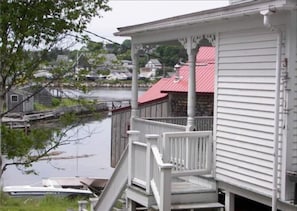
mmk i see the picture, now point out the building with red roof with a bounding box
[138,46,214,104]
[111,47,215,167]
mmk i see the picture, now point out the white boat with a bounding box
[3,179,93,197]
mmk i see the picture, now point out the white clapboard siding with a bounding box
[293,49,297,170]
[215,28,285,197]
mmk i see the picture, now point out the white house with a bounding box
[139,59,162,79]
[95,0,297,210]
[146,59,162,70]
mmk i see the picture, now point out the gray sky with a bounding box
[85,0,229,45]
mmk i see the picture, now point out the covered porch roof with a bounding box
[114,0,290,43]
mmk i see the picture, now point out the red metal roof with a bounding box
[138,47,215,104]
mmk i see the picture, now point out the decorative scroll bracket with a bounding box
[178,34,216,53]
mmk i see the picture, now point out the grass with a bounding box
[0,193,83,211]
[34,97,95,111]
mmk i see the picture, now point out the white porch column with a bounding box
[179,36,199,131]
[130,43,142,129]
[187,47,199,131]
[127,199,136,211]
[225,191,235,211]
[179,34,216,131]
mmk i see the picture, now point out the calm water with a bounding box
[3,87,146,186]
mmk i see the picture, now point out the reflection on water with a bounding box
[3,88,146,186]
[3,117,114,186]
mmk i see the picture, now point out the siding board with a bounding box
[218,113,274,126]
[217,101,275,112]
[217,132,274,148]
[219,55,276,63]
[215,28,283,196]
[218,156,273,175]
[218,95,275,105]
[217,119,273,133]
[219,33,276,45]
[219,63,276,70]
[217,125,274,141]
[293,47,297,170]
[216,150,273,168]
[217,107,273,119]
[219,40,276,51]
[219,69,275,77]
[218,88,275,98]
[218,82,275,90]
[217,138,273,154]
[216,169,273,192]
[216,143,274,161]
[218,76,275,83]
[216,162,273,182]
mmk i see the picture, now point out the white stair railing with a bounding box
[163,131,212,176]
[147,134,173,211]
[127,131,213,211]
[133,117,186,143]
[128,130,147,188]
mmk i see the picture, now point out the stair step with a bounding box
[170,175,218,204]
[151,202,224,210]
[171,191,218,204]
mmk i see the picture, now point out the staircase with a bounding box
[94,148,128,211]
[126,175,223,210]
[95,130,224,211]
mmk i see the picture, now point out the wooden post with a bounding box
[127,198,136,211]
[146,134,159,194]
[89,198,98,211]
[130,43,142,129]
[225,191,235,211]
[178,36,199,131]
[78,200,88,211]
[186,46,199,131]
[127,130,140,186]
[159,165,172,211]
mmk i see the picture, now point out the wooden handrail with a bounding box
[151,145,174,169]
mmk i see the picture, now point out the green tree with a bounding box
[153,45,187,68]
[0,0,110,178]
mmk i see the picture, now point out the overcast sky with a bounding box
[84,0,229,45]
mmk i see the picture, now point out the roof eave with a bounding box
[114,0,290,37]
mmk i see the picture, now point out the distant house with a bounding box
[7,90,34,113]
[76,54,91,71]
[25,86,52,107]
[139,67,154,79]
[56,55,69,64]
[98,53,118,67]
[145,58,162,70]
[107,70,132,81]
[121,60,133,70]
[110,47,215,167]
[139,59,162,79]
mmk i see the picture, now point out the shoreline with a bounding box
[48,81,153,89]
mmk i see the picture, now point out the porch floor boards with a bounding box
[171,176,214,194]
[151,202,224,210]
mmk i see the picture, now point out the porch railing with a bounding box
[146,116,213,131]
[163,131,212,176]
[132,117,186,143]
[128,130,213,211]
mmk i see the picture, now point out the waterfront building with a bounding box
[95,1,297,210]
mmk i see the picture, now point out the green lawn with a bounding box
[0,193,82,211]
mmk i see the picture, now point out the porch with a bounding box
[125,116,223,211]
[95,116,222,211]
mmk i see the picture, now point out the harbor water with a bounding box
[2,87,146,186]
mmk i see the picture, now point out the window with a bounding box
[11,95,18,102]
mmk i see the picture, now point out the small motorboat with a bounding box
[3,179,93,197]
